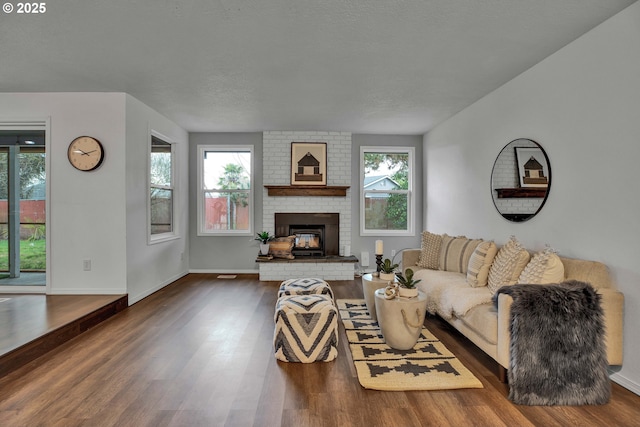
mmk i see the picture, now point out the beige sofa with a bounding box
[402,248,624,375]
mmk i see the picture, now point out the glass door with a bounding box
[0,131,46,286]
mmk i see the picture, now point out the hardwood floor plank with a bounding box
[0,274,639,426]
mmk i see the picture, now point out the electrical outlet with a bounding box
[360,251,370,267]
[83,259,91,271]
[391,249,396,258]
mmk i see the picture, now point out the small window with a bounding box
[149,134,176,242]
[197,145,253,236]
[360,147,414,236]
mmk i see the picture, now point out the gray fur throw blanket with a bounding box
[493,280,610,405]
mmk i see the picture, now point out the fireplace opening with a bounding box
[275,212,339,257]
[290,225,324,256]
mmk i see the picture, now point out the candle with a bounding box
[375,240,384,255]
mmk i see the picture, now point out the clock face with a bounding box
[68,136,104,171]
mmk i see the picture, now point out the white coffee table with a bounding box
[374,288,428,350]
[361,273,389,321]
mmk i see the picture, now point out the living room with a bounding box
[1,1,639,423]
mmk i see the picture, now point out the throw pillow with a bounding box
[518,246,565,284]
[438,234,483,274]
[269,236,296,259]
[417,231,443,269]
[466,241,498,288]
[487,236,531,294]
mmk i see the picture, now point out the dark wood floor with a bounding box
[0,274,638,427]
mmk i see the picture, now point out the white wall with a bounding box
[424,2,640,394]
[0,93,128,294]
[125,95,189,304]
[0,93,188,303]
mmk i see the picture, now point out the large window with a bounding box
[360,147,414,236]
[149,134,176,242]
[197,145,253,236]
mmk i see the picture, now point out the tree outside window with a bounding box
[198,146,252,235]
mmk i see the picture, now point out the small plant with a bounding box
[255,231,274,244]
[396,268,421,289]
[380,258,399,274]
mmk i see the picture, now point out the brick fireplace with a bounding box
[260,131,354,280]
[275,212,340,257]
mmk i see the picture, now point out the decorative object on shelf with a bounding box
[396,268,421,298]
[255,231,275,255]
[491,138,552,222]
[67,136,105,171]
[379,258,398,282]
[290,142,327,186]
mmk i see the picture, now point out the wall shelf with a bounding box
[495,188,547,198]
[265,185,350,197]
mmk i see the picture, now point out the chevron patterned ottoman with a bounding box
[274,294,338,363]
[277,278,334,299]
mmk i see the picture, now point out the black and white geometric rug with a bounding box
[337,299,483,391]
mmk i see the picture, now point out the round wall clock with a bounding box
[67,136,105,171]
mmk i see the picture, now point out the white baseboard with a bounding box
[128,271,189,305]
[611,372,640,396]
[51,287,127,295]
[188,269,259,274]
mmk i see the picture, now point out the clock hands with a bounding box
[73,149,97,156]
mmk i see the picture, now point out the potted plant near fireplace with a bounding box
[396,268,421,298]
[379,258,399,282]
[255,231,274,255]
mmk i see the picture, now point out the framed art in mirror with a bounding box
[491,138,551,222]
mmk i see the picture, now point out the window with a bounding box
[360,146,414,236]
[197,145,253,236]
[149,134,176,242]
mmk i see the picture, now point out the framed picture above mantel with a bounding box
[291,142,327,186]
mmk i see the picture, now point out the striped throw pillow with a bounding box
[438,235,483,274]
[466,241,498,287]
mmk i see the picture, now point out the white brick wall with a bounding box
[262,131,352,249]
[492,139,541,214]
[261,131,354,280]
[259,262,355,281]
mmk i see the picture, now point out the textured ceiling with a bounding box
[0,0,636,134]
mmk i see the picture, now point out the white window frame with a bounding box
[197,144,254,236]
[148,130,178,244]
[360,146,415,236]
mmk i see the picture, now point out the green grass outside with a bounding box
[0,239,46,271]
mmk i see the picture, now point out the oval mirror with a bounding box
[491,138,551,222]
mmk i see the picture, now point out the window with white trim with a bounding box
[197,145,253,236]
[149,134,176,242]
[360,146,414,236]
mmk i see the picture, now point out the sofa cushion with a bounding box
[457,303,498,345]
[466,241,498,288]
[438,235,483,274]
[269,236,296,259]
[518,247,565,284]
[487,236,530,294]
[417,231,442,269]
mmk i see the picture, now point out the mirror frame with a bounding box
[491,138,551,222]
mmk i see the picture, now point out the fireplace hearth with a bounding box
[275,213,339,256]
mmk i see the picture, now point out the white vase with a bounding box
[259,243,270,255]
[379,272,396,282]
[398,287,418,298]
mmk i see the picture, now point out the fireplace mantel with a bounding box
[265,185,349,197]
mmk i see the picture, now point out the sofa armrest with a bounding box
[402,249,421,273]
[598,288,624,365]
[496,288,624,370]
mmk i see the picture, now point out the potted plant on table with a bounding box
[255,231,274,255]
[395,268,422,298]
[379,258,399,282]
